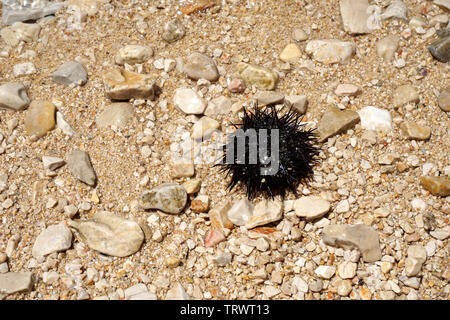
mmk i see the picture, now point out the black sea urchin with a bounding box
[218,104,320,199]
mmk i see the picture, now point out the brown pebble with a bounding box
[420,176,450,196]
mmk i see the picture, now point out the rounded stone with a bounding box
[115,45,153,65]
[183,52,219,82]
[140,183,187,214]
[24,100,56,137]
[32,225,73,258]
[173,88,206,114]
[279,43,302,62]
[294,196,331,221]
[162,19,185,43]
[0,82,30,111]
[438,86,450,112]
[237,62,278,90]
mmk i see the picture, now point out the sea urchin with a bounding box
[218,103,320,199]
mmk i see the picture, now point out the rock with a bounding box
[227,198,253,226]
[294,196,330,221]
[0,22,40,46]
[165,256,181,268]
[204,96,232,118]
[340,0,371,34]
[317,106,360,142]
[400,122,431,140]
[124,283,155,300]
[103,68,159,101]
[42,156,65,171]
[204,229,226,247]
[162,19,185,43]
[64,204,78,219]
[430,228,450,240]
[292,276,309,293]
[69,211,144,257]
[183,52,219,82]
[434,0,450,10]
[305,39,355,64]
[214,252,232,266]
[376,35,400,62]
[309,279,323,292]
[338,261,357,279]
[381,0,408,20]
[24,100,56,137]
[140,183,187,214]
[335,84,361,96]
[2,2,64,25]
[293,28,308,41]
[165,283,190,300]
[56,112,76,136]
[67,150,96,186]
[173,88,206,114]
[42,271,59,285]
[115,45,153,65]
[315,266,336,279]
[182,179,202,194]
[420,176,450,196]
[228,78,246,93]
[405,245,427,276]
[0,83,30,111]
[192,116,220,140]
[358,106,392,131]
[209,201,234,231]
[237,62,278,90]
[438,86,450,112]
[96,103,134,129]
[264,285,280,298]
[171,161,195,178]
[337,280,352,296]
[245,199,283,229]
[254,91,284,105]
[0,272,32,294]
[32,225,72,258]
[393,85,419,108]
[13,62,36,76]
[279,43,302,62]
[322,224,382,262]
[0,253,7,264]
[285,95,307,114]
[52,61,87,86]
[190,195,209,213]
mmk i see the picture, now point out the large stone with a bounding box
[0,272,32,295]
[245,199,283,229]
[317,106,360,142]
[0,22,40,46]
[279,43,302,62]
[24,100,56,137]
[294,196,331,221]
[183,52,219,82]
[237,62,278,90]
[32,225,72,258]
[340,0,371,34]
[96,103,134,129]
[438,86,450,112]
[52,61,87,86]
[393,85,419,108]
[0,82,30,111]
[376,35,400,62]
[400,122,431,140]
[173,88,206,114]
[68,211,145,257]
[420,176,450,196]
[305,39,355,64]
[322,224,382,262]
[140,183,187,214]
[67,150,97,186]
[103,68,159,100]
[115,45,153,65]
[2,1,64,25]
[358,106,392,131]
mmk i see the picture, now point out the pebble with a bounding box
[103,68,159,100]
[309,279,323,292]
[43,271,59,285]
[162,19,185,43]
[245,199,283,229]
[430,228,449,241]
[292,276,309,293]
[192,116,220,140]
[0,22,40,46]
[315,265,336,279]
[96,103,134,129]
[338,261,357,279]
[204,96,232,118]
[171,161,194,178]
[209,201,234,231]
[214,252,232,266]
[335,84,360,96]
[264,285,280,298]
[428,28,450,63]
[322,224,382,262]
[13,62,36,76]
[173,88,206,114]
[42,156,65,171]
[254,91,284,105]
[32,225,72,258]
[140,183,187,214]
[340,0,372,34]
[204,229,226,247]
[279,43,302,62]
[24,100,56,137]
[69,211,144,257]
[381,0,408,20]
[400,122,431,140]
[438,86,450,112]
[237,62,278,90]
[337,279,352,296]
[165,283,190,300]
[182,179,201,194]
[405,245,427,276]
[115,45,153,65]
[294,196,330,221]
[434,0,450,10]
[305,39,355,64]
[52,61,87,87]
[165,256,181,268]
[228,78,246,93]
[317,106,360,142]
[0,272,32,295]
[227,198,253,226]
[293,28,308,41]
[393,85,419,108]
[0,82,30,111]
[284,95,307,114]
[336,200,350,213]
[56,111,76,136]
[64,204,78,219]
[358,106,392,131]
[2,1,64,25]
[183,52,219,82]
[0,253,7,264]
[125,284,156,300]
[376,35,400,62]
[419,176,450,196]
[67,150,97,186]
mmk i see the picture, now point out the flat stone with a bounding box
[165,283,190,300]
[204,229,226,247]
[214,252,233,266]
[335,84,361,96]
[393,85,419,108]
[209,200,234,231]
[13,62,36,76]
[0,82,30,111]
[173,88,206,114]
[67,150,96,186]
[24,100,56,137]
[400,122,431,140]
[96,103,134,129]
[305,39,355,64]
[381,0,408,20]
[204,96,232,118]
[2,2,64,25]
[0,272,32,295]
[317,106,360,142]
[115,45,153,65]
[340,0,371,34]
[42,156,65,171]
[294,196,331,221]
[171,161,195,178]
[68,211,145,257]
[52,61,87,86]
[438,86,450,112]
[284,95,308,114]
[254,91,284,105]
[279,43,302,62]
[140,183,187,214]
[237,62,278,90]
[192,116,220,140]
[377,35,400,62]
[338,261,357,279]
[315,265,336,279]
[420,176,450,196]
[227,198,253,226]
[430,228,450,240]
[103,68,159,100]
[32,225,72,258]
[405,245,427,276]
[0,22,40,46]
[162,19,185,43]
[322,224,382,262]
[358,106,392,131]
[183,52,219,82]
[245,199,283,229]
